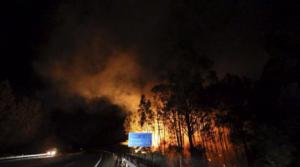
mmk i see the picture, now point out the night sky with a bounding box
[0,0,299,95]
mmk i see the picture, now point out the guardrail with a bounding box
[121,157,137,167]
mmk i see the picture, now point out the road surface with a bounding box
[0,152,119,167]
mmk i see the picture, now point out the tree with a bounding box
[138,94,153,131]
[205,74,255,166]
[0,81,43,153]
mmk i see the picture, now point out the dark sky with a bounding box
[0,0,59,94]
[0,0,299,95]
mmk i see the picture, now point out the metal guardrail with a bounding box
[121,157,137,167]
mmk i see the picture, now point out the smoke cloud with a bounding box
[34,0,168,114]
[35,0,269,115]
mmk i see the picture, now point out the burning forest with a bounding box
[0,0,299,167]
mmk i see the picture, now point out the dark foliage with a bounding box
[51,96,127,151]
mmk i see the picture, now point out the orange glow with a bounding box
[44,48,240,166]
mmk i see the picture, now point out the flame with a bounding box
[128,103,237,165]
[43,48,239,165]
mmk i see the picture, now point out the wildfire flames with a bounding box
[40,49,243,166]
[130,104,239,166]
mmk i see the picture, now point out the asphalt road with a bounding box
[0,152,118,167]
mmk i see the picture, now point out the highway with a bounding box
[0,151,120,167]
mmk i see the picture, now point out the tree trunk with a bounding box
[218,127,227,166]
[178,112,183,149]
[241,132,253,167]
[184,111,195,152]
[157,112,161,151]
[172,110,180,149]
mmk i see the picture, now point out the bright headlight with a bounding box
[47,149,57,157]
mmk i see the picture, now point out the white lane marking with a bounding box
[0,153,54,161]
[94,154,103,167]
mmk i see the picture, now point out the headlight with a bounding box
[47,149,57,157]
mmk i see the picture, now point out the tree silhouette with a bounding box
[0,81,43,153]
[138,94,153,131]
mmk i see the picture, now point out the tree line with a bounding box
[136,36,300,167]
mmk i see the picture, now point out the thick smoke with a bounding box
[35,0,166,113]
[42,49,150,112]
[35,0,269,120]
